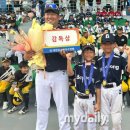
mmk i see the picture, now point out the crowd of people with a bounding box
[0,2,130,130]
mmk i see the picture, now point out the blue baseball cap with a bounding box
[101,33,115,44]
[45,4,59,15]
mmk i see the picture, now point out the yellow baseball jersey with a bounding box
[97,35,102,44]
[80,35,95,46]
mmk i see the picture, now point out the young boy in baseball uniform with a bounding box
[0,57,15,110]
[7,61,32,114]
[96,33,130,130]
[66,44,101,130]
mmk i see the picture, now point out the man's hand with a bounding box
[94,103,100,112]
[24,51,35,60]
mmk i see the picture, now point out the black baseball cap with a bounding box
[117,26,123,30]
[126,20,129,23]
[101,33,115,44]
[103,28,109,32]
[82,44,95,53]
[45,4,59,15]
[2,57,10,63]
[111,20,115,22]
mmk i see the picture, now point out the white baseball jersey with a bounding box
[122,25,130,34]
[108,25,117,34]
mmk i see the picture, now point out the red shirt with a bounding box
[101,11,108,17]
[108,11,115,17]
[96,11,102,16]
[114,11,121,16]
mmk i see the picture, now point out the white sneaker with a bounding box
[18,107,29,115]
[7,106,18,114]
[2,102,8,110]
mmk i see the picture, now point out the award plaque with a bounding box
[43,29,80,53]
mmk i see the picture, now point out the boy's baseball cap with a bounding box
[117,26,123,30]
[111,20,115,22]
[2,57,10,63]
[103,27,109,32]
[45,4,59,15]
[101,33,115,44]
[126,20,129,23]
[82,44,95,53]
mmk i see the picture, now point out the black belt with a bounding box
[104,84,114,88]
[77,94,89,99]
[37,69,44,71]
[77,95,89,99]
[76,92,94,99]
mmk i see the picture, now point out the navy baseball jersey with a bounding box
[74,63,101,95]
[96,53,127,86]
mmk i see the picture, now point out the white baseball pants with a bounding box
[36,70,71,130]
[100,85,123,130]
[74,95,96,130]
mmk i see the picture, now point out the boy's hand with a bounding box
[59,50,66,58]
[12,83,17,89]
[66,53,74,61]
[94,103,100,112]
[118,47,124,52]
[14,87,19,92]
[5,75,13,82]
[124,45,130,55]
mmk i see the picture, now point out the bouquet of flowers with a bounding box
[13,18,53,69]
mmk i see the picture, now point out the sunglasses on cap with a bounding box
[45,4,59,15]
[45,4,59,10]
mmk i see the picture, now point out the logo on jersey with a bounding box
[121,39,124,41]
[100,65,119,71]
[76,75,94,83]
[106,34,110,38]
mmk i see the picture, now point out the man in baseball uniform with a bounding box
[24,4,71,130]
[96,33,130,130]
